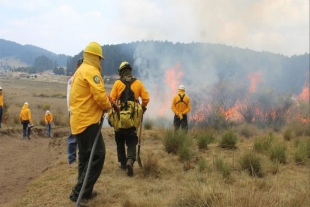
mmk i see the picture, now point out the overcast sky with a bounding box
[0,0,308,57]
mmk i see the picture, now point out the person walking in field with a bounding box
[69,42,112,207]
[67,58,83,167]
[19,102,33,140]
[0,86,3,128]
[45,110,53,137]
[171,85,191,133]
[109,61,150,177]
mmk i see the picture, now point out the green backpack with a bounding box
[108,78,143,131]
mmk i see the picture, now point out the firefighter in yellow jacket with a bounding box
[171,85,191,132]
[45,110,53,137]
[110,61,150,177]
[19,102,33,139]
[68,42,112,206]
[0,86,3,128]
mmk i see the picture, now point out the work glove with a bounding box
[107,94,119,112]
[142,107,147,114]
[178,113,183,120]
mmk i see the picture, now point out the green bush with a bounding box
[253,133,274,153]
[283,128,294,141]
[239,152,263,177]
[219,130,238,149]
[214,157,231,179]
[197,133,216,150]
[269,143,287,164]
[43,104,50,111]
[163,129,188,154]
[294,143,308,165]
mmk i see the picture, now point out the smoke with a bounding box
[132,41,309,127]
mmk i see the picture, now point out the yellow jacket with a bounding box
[110,79,150,107]
[171,89,191,115]
[69,52,111,134]
[0,91,3,106]
[20,104,32,123]
[45,113,53,124]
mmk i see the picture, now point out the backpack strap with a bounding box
[175,94,187,106]
[119,78,136,102]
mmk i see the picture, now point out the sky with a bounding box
[0,0,308,57]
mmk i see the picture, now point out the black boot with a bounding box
[126,159,133,177]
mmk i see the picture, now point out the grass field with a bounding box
[0,76,309,207]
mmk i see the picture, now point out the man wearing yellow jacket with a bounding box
[171,85,191,132]
[0,86,3,128]
[69,42,112,206]
[110,61,150,177]
[19,102,33,139]
[45,110,53,137]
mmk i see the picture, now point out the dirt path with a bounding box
[0,129,54,207]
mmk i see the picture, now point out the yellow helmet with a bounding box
[84,42,104,59]
[118,61,132,72]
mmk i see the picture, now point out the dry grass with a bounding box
[2,77,310,207]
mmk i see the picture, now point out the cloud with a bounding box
[0,0,308,56]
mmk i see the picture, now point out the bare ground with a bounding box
[0,127,62,207]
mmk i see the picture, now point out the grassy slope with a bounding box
[1,76,309,207]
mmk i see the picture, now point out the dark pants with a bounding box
[0,107,2,127]
[68,112,77,164]
[22,120,31,138]
[115,128,138,164]
[46,123,51,137]
[70,123,105,200]
[173,114,188,133]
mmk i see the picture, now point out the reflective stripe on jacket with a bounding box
[69,52,111,134]
[110,79,150,107]
[171,90,191,115]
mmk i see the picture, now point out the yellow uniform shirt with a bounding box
[45,113,53,123]
[19,104,32,123]
[171,90,191,115]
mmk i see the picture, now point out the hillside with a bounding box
[0,39,70,67]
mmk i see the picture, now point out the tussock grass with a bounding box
[197,132,216,150]
[214,157,231,179]
[238,123,259,138]
[283,128,294,141]
[269,143,287,164]
[239,151,263,177]
[219,129,238,149]
[253,132,274,153]
[294,141,309,165]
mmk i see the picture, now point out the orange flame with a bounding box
[298,82,309,102]
[247,71,262,93]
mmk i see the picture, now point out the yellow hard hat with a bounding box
[118,61,132,72]
[84,42,104,59]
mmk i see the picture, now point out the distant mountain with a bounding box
[0,39,70,66]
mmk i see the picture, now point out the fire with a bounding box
[247,71,262,93]
[298,82,309,102]
[157,62,184,116]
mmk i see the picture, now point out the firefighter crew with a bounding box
[109,61,150,177]
[45,110,53,137]
[69,42,112,206]
[171,84,191,133]
[19,102,33,139]
[0,86,3,128]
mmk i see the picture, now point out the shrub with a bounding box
[219,129,238,149]
[269,143,287,164]
[253,133,274,153]
[239,152,263,177]
[143,118,154,130]
[163,129,187,154]
[294,143,308,165]
[214,157,231,179]
[283,128,294,141]
[197,132,216,150]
